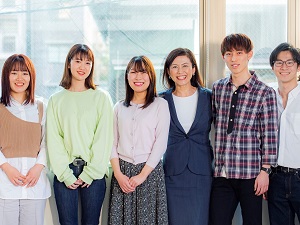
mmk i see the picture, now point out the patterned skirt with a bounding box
[108,159,168,225]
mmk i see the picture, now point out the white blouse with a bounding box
[0,97,51,199]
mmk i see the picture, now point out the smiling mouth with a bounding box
[15,83,24,87]
[134,82,144,86]
[77,71,85,76]
[176,75,187,80]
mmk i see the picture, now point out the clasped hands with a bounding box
[115,173,147,194]
[1,162,44,187]
[67,178,90,189]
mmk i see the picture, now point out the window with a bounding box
[0,0,200,103]
[2,36,16,52]
[226,0,287,86]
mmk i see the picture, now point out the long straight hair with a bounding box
[1,54,36,106]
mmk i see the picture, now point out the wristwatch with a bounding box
[261,167,272,175]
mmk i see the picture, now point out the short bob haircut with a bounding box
[269,42,300,68]
[124,56,156,109]
[60,44,96,90]
[162,48,204,89]
[1,54,36,106]
[221,33,253,56]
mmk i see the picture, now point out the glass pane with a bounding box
[226,0,287,87]
[0,0,200,103]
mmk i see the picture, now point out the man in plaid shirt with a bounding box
[209,33,278,225]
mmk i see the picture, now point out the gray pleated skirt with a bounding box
[108,159,168,225]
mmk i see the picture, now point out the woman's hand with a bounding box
[67,179,83,190]
[1,162,26,186]
[115,172,135,194]
[24,164,44,187]
[129,174,147,189]
[78,178,90,188]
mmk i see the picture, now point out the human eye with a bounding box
[275,61,283,67]
[86,61,92,65]
[22,71,29,76]
[171,65,178,69]
[286,60,295,66]
[10,71,17,75]
[225,52,232,56]
[129,69,136,74]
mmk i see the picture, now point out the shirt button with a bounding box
[234,92,237,94]
[232,105,235,108]
[230,119,233,121]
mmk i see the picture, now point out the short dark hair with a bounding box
[162,48,204,89]
[60,44,96,90]
[221,33,253,56]
[1,54,36,106]
[269,42,300,67]
[124,56,156,109]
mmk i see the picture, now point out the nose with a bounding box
[177,66,183,73]
[136,72,143,79]
[231,54,236,61]
[16,72,22,80]
[281,62,289,69]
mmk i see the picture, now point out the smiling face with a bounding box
[223,49,253,77]
[9,69,30,100]
[272,50,300,85]
[69,54,93,83]
[127,63,150,95]
[168,55,195,88]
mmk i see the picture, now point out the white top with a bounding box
[172,90,198,133]
[276,83,300,168]
[110,97,170,169]
[0,97,51,199]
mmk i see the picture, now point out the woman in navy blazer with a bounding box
[160,48,213,225]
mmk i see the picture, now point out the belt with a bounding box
[72,158,87,167]
[273,166,300,174]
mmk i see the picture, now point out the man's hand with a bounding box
[254,170,269,196]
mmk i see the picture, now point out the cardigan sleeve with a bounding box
[146,98,170,168]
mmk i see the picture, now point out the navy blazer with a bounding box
[161,87,213,176]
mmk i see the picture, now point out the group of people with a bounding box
[0,33,299,225]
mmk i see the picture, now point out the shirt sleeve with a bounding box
[146,99,170,168]
[0,152,7,166]
[110,103,120,160]
[46,97,77,187]
[36,101,47,166]
[79,91,114,184]
[260,87,278,166]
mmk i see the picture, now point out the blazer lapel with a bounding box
[164,89,186,134]
[188,87,205,133]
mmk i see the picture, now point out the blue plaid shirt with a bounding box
[212,72,278,179]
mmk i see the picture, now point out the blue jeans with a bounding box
[53,164,106,225]
[268,171,300,225]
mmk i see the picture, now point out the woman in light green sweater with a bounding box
[46,44,113,225]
